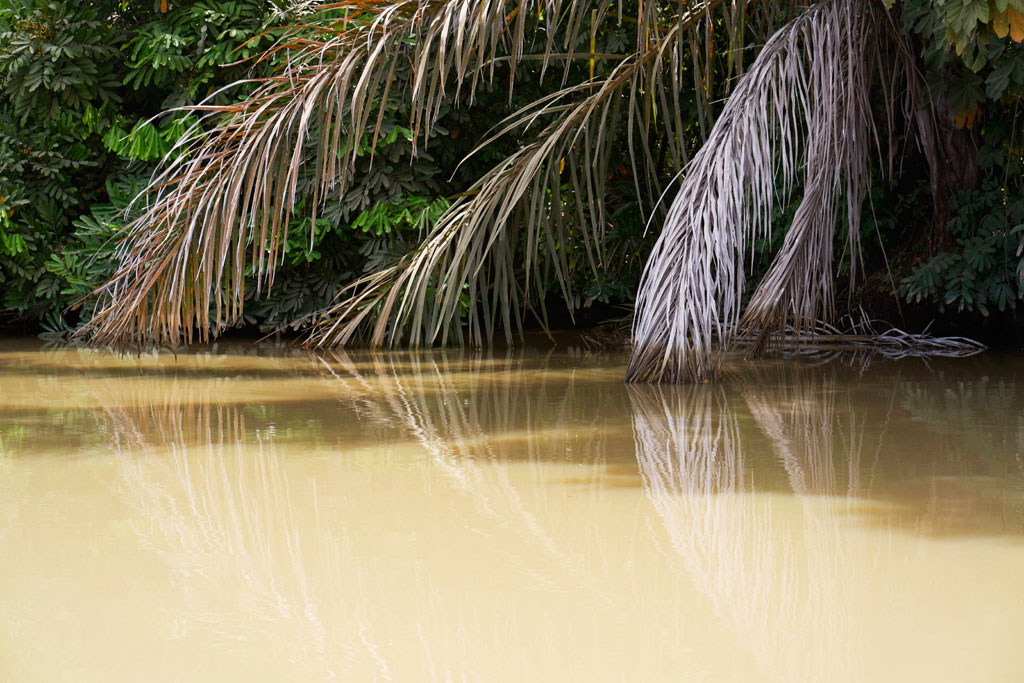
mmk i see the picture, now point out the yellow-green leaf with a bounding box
[993,11,1010,38]
[1009,6,1024,41]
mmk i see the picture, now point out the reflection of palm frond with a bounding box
[628,0,899,383]
[628,372,862,679]
[112,415,378,679]
[736,365,864,496]
[92,348,681,678]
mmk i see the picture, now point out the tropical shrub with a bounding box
[0,0,278,327]
[901,134,1024,315]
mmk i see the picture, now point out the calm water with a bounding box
[2,339,1024,682]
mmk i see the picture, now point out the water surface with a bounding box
[2,340,1023,681]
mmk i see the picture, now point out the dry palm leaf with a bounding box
[78,0,732,349]
[627,0,916,383]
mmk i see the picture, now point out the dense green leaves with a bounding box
[900,0,1024,125]
[901,136,1024,315]
[0,4,122,120]
[889,0,1024,317]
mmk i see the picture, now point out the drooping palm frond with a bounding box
[307,3,724,348]
[627,0,896,383]
[75,0,597,346]
[77,0,741,349]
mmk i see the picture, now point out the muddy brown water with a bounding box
[2,339,1023,681]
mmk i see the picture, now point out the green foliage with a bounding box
[0,2,122,120]
[102,115,200,162]
[243,250,353,333]
[0,0,305,329]
[122,0,272,103]
[352,196,451,236]
[901,136,1024,314]
[900,0,1024,124]
[40,178,138,331]
[0,103,101,323]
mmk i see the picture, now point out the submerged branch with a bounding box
[733,323,987,360]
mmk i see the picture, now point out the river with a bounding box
[2,339,1023,681]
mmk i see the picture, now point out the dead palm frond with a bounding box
[307,5,720,348]
[627,0,900,383]
[76,0,589,346]
[77,0,737,349]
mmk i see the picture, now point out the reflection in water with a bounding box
[629,377,862,681]
[628,364,1024,682]
[84,349,653,681]
[3,343,1024,681]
